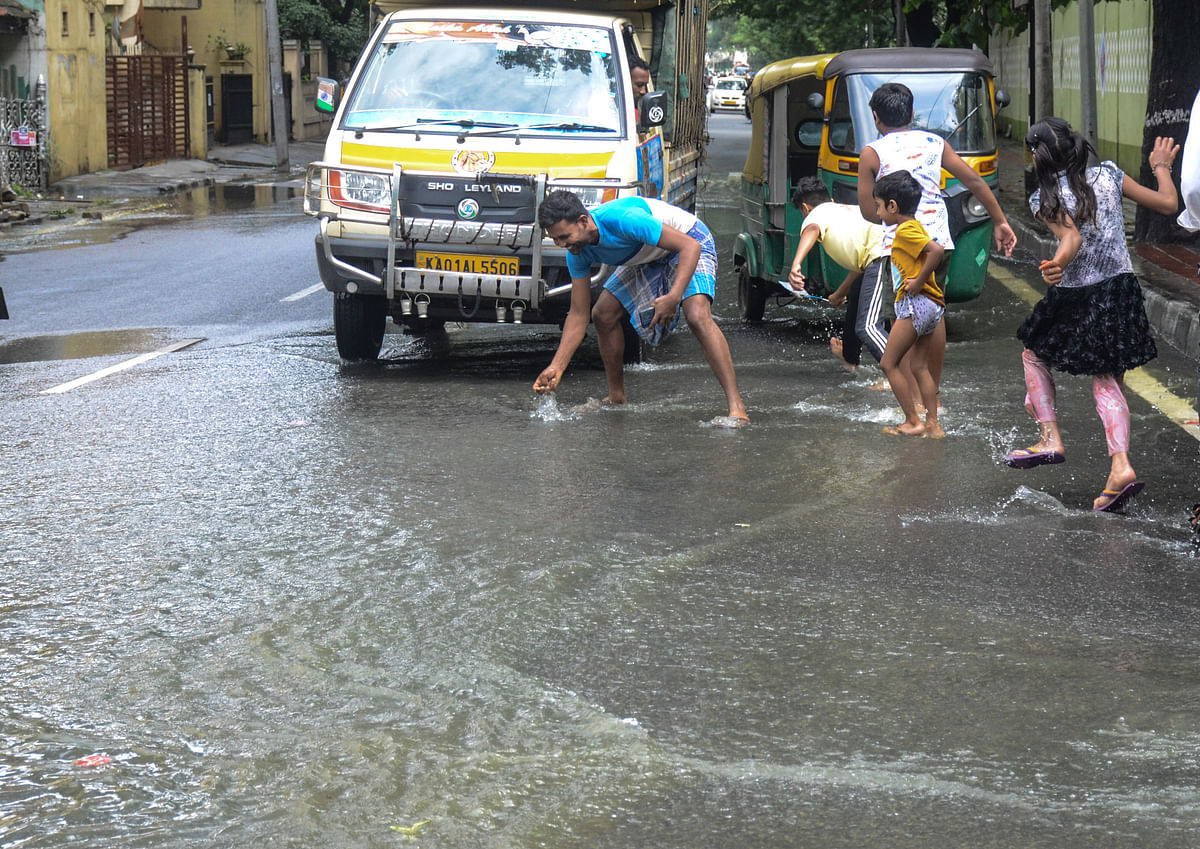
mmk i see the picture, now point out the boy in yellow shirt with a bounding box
[873,171,945,438]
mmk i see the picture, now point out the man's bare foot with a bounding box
[922,421,946,439]
[882,421,925,437]
[830,337,859,373]
[868,378,890,391]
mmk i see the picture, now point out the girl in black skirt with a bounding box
[1005,117,1179,512]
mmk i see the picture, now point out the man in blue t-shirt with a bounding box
[533,190,748,423]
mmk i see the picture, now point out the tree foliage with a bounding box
[278,0,369,65]
[711,0,1079,55]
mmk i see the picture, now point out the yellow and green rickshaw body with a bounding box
[734,47,1004,321]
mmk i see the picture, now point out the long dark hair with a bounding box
[1026,117,1097,226]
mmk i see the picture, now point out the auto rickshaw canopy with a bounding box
[741,47,997,184]
[823,47,995,77]
[742,53,836,185]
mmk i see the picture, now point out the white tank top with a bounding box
[866,130,954,251]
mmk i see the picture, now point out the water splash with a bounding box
[702,415,749,429]
[530,394,579,422]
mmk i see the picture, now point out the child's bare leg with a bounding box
[880,319,924,436]
[913,334,944,438]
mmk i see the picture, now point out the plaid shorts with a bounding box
[603,221,717,345]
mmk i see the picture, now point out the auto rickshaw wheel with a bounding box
[737,264,767,323]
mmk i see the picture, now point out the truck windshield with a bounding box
[828,71,996,156]
[343,20,625,137]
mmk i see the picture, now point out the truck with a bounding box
[302,0,710,361]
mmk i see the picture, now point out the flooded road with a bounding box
[3,115,1200,847]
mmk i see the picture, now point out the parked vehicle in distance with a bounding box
[708,76,747,113]
[734,48,1010,321]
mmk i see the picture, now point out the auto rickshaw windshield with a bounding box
[828,71,996,156]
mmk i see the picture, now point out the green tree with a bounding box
[278,0,369,65]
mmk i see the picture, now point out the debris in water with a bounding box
[74,753,112,767]
[389,819,431,838]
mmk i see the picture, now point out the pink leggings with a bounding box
[1021,349,1130,455]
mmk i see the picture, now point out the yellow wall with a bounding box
[45,0,109,181]
[142,0,271,143]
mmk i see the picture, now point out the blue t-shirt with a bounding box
[565,197,699,278]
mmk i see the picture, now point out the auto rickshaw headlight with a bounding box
[964,196,988,223]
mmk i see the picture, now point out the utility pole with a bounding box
[894,0,906,46]
[1032,0,1053,123]
[1078,0,1099,159]
[264,0,289,172]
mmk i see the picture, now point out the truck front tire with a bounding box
[333,292,387,361]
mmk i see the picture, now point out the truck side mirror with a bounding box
[316,77,340,114]
[806,91,824,111]
[638,90,667,133]
[994,88,1011,110]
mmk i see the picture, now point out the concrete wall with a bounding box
[283,38,332,142]
[989,0,1151,175]
[44,0,108,181]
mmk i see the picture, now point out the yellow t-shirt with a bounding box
[800,202,886,272]
[890,218,944,306]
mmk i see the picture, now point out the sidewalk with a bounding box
[995,133,1200,364]
[47,140,327,200]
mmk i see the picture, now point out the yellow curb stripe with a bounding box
[990,266,1200,442]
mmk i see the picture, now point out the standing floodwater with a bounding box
[2,113,1200,848]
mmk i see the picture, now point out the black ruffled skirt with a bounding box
[1016,272,1157,375]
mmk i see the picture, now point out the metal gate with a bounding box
[106,55,190,169]
[0,77,48,192]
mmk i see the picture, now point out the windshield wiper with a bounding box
[350,118,519,134]
[456,121,617,142]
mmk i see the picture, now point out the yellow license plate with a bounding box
[415,252,518,276]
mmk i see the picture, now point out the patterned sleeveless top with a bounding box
[866,130,954,251]
[1029,162,1132,289]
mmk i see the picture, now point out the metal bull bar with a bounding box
[304,162,548,307]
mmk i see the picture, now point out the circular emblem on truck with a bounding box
[647,105,665,124]
[457,197,481,220]
[452,149,495,175]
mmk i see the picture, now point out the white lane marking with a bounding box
[40,338,204,395]
[281,283,325,302]
[991,265,1200,442]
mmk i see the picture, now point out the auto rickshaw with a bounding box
[733,48,1009,321]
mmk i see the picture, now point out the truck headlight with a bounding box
[328,169,391,213]
[572,186,611,209]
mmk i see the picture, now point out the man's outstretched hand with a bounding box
[533,366,562,394]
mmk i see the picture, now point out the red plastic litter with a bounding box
[74,753,113,767]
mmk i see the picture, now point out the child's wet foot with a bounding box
[882,422,925,437]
